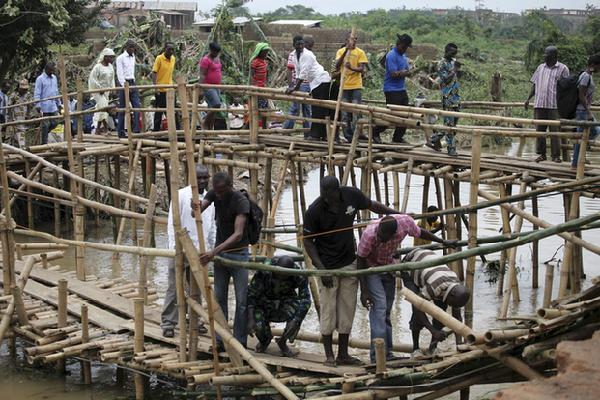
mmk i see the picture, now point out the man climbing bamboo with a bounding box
[357,215,453,363]
[247,255,311,357]
[303,176,400,366]
[401,248,470,356]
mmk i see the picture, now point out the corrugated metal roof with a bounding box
[109,1,197,12]
[269,20,323,27]
[193,16,262,27]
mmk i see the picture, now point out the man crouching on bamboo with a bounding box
[401,248,470,356]
[246,255,311,357]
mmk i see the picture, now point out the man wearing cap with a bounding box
[9,80,34,147]
[373,34,414,144]
[247,255,311,357]
[116,40,141,138]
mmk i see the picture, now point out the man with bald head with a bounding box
[525,46,570,163]
[303,176,400,366]
[401,248,470,355]
[162,165,215,338]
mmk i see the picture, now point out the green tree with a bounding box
[0,0,104,81]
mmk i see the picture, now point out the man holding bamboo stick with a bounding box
[303,176,400,366]
[162,165,215,338]
[357,215,451,363]
[401,248,469,356]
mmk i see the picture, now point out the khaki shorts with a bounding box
[318,261,358,335]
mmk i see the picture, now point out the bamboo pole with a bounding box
[249,95,259,201]
[341,123,361,186]
[12,286,29,326]
[80,304,92,384]
[134,298,145,400]
[330,27,357,146]
[543,263,554,308]
[139,184,158,303]
[465,132,481,326]
[443,178,460,276]
[496,184,511,296]
[166,89,187,362]
[374,338,386,376]
[559,127,590,297]
[400,157,414,213]
[531,195,539,289]
[24,160,34,228]
[187,297,299,400]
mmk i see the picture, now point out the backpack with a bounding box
[239,189,263,245]
[556,71,582,119]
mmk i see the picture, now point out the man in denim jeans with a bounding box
[335,33,369,142]
[283,35,311,132]
[199,172,250,349]
[357,215,452,363]
[571,53,600,168]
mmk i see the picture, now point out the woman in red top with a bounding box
[250,42,271,122]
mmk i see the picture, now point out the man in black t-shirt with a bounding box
[199,172,250,347]
[303,175,400,366]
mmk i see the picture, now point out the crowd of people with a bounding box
[164,164,468,364]
[0,34,597,162]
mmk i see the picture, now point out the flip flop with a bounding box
[323,358,337,367]
[336,355,364,366]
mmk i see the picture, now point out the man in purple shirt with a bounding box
[525,46,570,163]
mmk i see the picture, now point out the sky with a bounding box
[196,1,594,15]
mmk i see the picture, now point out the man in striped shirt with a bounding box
[401,248,469,354]
[357,215,452,362]
[525,46,570,163]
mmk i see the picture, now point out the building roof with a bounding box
[269,19,323,27]
[193,16,262,27]
[109,1,197,12]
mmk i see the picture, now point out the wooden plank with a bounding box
[13,261,162,325]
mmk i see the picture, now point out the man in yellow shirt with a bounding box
[151,42,176,131]
[335,34,368,142]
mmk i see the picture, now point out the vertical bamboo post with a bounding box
[401,157,414,213]
[1,137,16,294]
[113,155,122,241]
[559,128,589,297]
[166,89,187,362]
[262,157,272,225]
[443,178,459,274]
[76,79,84,142]
[57,279,67,372]
[139,184,158,304]
[41,253,48,269]
[297,161,307,217]
[393,172,400,210]
[372,169,382,204]
[15,244,23,261]
[24,160,34,228]
[134,298,145,400]
[341,122,361,186]
[249,95,259,201]
[531,195,539,289]
[94,156,100,227]
[289,162,302,246]
[497,183,512,296]
[374,338,386,376]
[465,132,481,326]
[434,177,447,244]
[499,176,528,318]
[81,304,92,384]
[383,171,390,206]
[330,27,357,143]
[12,286,29,326]
[190,85,199,136]
[543,263,554,308]
[420,176,431,220]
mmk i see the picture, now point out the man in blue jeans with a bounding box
[199,172,250,349]
[116,40,141,138]
[571,53,600,168]
[356,214,451,363]
[283,35,312,132]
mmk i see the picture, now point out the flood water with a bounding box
[2,140,599,399]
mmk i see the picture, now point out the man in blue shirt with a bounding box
[373,34,413,144]
[34,62,62,144]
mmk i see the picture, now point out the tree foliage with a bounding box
[0,0,105,81]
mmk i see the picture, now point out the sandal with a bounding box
[535,154,547,162]
[323,358,337,367]
[162,328,174,338]
[336,355,365,366]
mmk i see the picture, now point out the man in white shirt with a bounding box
[116,40,141,138]
[228,97,245,129]
[162,165,216,337]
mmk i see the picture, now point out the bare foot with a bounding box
[323,357,336,367]
[277,339,299,357]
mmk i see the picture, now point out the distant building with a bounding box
[193,16,263,33]
[103,1,197,30]
[269,20,323,28]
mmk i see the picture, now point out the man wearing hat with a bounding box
[373,34,414,144]
[116,40,141,138]
[9,79,34,147]
[247,255,311,357]
[88,48,116,134]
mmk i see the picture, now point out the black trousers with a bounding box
[374,90,409,142]
[153,92,167,131]
[308,82,333,141]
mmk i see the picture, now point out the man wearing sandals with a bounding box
[247,255,311,357]
[303,176,400,366]
[525,46,570,163]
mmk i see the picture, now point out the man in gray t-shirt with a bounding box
[572,53,600,168]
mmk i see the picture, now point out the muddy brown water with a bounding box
[2,141,599,399]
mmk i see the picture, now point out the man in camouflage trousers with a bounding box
[247,255,311,357]
[9,79,35,147]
